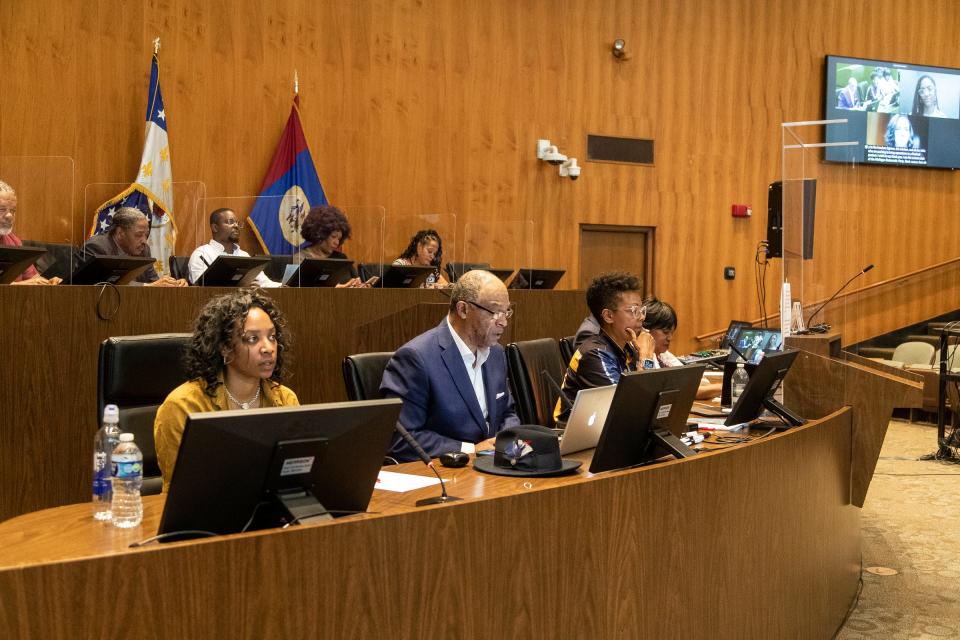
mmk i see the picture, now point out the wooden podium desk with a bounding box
[0,412,861,640]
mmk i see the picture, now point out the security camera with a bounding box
[542,145,567,165]
[560,158,581,180]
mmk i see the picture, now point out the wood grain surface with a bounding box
[0,409,860,639]
[2,1,959,355]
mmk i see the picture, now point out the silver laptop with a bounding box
[559,384,617,455]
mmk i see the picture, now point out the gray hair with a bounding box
[108,207,148,235]
[448,270,495,312]
[0,180,14,196]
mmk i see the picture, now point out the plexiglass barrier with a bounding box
[780,118,861,409]
[0,156,76,282]
[380,212,456,287]
[82,180,207,283]
[461,220,539,289]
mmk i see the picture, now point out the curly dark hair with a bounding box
[585,272,642,325]
[641,296,678,332]
[183,288,292,397]
[398,229,443,268]
[300,205,351,245]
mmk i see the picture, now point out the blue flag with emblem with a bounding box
[248,95,328,255]
[90,51,177,275]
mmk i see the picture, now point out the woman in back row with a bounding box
[393,229,449,288]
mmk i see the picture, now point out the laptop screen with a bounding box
[728,327,782,365]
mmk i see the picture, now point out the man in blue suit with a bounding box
[381,270,520,461]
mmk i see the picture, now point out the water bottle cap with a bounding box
[103,404,120,421]
[119,433,135,442]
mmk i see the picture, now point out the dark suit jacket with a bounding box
[80,233,159,283]
[380,319,520,461]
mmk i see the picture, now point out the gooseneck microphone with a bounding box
[394,422,461,507]
[802,264,874,334]
[542,369,573,411]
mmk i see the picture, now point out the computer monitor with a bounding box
[70,255,155,285]
[194,255,271,287]
[589,364,706,473]
[725,349,805,428]
[721,326,784,405]
[727,327,782,364]
[281,258,355,287]
[360,263,435,288]
[0,245,46,284]
[720,320,753,349]
[509,268,565,290]
[158,398,402,539]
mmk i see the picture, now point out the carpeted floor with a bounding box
[836,420,960,639]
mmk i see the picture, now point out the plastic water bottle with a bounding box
[92,404,121,521]
[111,433,143,528]
[731,360,749,407]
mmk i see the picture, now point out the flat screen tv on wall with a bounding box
[824,55,960,169]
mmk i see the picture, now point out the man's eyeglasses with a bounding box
[619,305,646,319]
[467,300,514,321]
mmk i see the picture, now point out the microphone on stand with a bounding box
[542,369,573,411]
[394,422,461,507]
[799,264,874,334]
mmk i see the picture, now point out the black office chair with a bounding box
[167,255,190,282]
[445,262,491,282]
[97,334,191,496]
[558,335,576,366]
[342,352,395,401]
[506,338,567,428]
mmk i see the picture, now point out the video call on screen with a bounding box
[825,55,960,169]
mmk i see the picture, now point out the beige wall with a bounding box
[2,0,959,350]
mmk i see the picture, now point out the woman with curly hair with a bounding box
[392,229,449,288]
[296,204,367,286]
[154,288,299,491]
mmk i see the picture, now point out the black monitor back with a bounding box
[0,245,46,284]
[194,255,270,287]
[159,399,401,536]
[589,364,705,473]
[510,268,565,290]
[283,258,355,287]
[725,349,800,426]
[70,255,154,285]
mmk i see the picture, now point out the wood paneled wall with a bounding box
[2,0,960,351]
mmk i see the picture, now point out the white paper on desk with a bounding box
[695,418,744,432]
[374,470,442,493]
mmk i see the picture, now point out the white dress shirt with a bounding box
[188,239,280,287]
[446,316,491,453]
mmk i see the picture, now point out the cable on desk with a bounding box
[95,282,121,321]
[129,530,218,547]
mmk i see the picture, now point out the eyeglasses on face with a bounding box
[616,304,645,319]
[467,300,514,321]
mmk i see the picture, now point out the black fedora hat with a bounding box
[473,425,582,477]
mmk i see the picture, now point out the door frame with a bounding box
[578,223,656,295]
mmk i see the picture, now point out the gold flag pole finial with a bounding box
[153,37,161,55]
[294,70,299,95]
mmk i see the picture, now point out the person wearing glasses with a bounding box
[380,269,520,461]
[188,208,280,287]
[554,272,655,424]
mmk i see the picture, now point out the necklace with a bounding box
[225,383,261,410]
